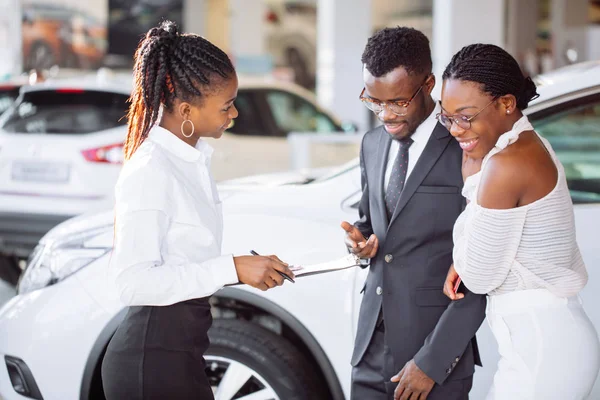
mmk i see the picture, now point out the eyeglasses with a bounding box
[359,75,430,116]
[436,97,498,131]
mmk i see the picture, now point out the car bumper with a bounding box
[0,273,113,400]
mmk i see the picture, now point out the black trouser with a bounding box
[351,317,473,400]
[102,298,214,400]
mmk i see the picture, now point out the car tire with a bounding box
[207,319,329,400]
[286,48,312,89]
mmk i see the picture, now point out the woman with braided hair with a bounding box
[101,21,294,399]
[439,43,600,399]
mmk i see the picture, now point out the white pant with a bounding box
[486,289,600,400]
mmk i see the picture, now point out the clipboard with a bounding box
[226,253,362,286]
[289,253,362,278]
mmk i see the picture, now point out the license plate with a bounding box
[11,161,71,183]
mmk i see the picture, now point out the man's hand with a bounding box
[391,359,435,400]
[340,221,378,259]
[233,255,294,291]
[443,264,464,300]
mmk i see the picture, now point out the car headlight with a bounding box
[17,226,112,295]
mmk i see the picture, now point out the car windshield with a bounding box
[0,89,129,134]
[0,86,20,115]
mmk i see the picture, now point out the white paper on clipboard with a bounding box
[289,253,361,278]
[226,254,362,286]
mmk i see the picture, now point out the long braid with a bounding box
[442,44,539,110]
[148,46,169,128]
[124,20,235,160]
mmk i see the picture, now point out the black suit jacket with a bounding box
[351,123,487,385]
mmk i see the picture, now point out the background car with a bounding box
[22,3,106,70]
[0,71,357,284]
[0,61,599,400]
[0,73,130,285]
[264,0,317,89]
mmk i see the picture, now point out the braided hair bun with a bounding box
[148,20,179,41]
[443,44,539,110]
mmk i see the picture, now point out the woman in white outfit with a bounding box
[438,44,600,399]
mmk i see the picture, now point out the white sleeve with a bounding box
[111,209,239,306]
[453,205,527,294]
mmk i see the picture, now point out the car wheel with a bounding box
[207,319,329,400]
[286,48,312,89]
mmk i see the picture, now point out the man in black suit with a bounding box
[341,27,487,400]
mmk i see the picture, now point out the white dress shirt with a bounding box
[110,125,239,306]
[384,101,441,191]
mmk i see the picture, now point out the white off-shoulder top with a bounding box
[453,116,588,297]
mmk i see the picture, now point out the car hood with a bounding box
[41,210,115,244]
[41,167,334,242]
[218,166,331,187]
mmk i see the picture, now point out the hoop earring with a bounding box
[181,119,195,138]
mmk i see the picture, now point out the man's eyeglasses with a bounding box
[436,97,498,131]
[359,75,430,117]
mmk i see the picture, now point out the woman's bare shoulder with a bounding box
[479,130,557,208]
[477,149,526,209]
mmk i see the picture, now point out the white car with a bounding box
[0,72,356,284]
[1,61,600,400]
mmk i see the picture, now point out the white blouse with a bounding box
[453,116,588,297]
[110,125,239,306]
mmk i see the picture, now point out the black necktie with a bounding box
[385,138,413,220]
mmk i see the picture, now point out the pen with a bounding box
[250,250,295,283]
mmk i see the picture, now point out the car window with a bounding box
[531,95,600,203]
[265,90,338,135]
[0,89,129,134]
[0,86,20,115]
[229,91,266,136]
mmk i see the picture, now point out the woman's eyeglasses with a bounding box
[436,97,498,131]
[359,75,430,117]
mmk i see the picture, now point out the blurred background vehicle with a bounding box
[0,73,128,285]
[22,2,107,70]
[264,0,317,89]
[1,60,600,399]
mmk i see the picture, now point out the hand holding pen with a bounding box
[233,252,295,291]
[251,250,295,283]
